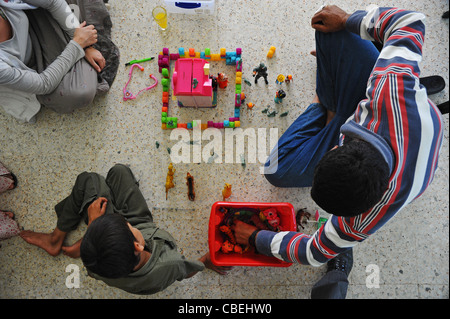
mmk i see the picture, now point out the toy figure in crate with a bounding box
[219,207,282,254]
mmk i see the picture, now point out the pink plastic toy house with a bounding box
[172,58,215,108]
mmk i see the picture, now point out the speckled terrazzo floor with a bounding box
[0,0,448,299]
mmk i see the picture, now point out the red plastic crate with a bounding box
[208,201,296,267]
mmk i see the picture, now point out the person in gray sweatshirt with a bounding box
[0,0,110,122]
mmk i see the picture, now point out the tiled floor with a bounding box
[0,0,448,299]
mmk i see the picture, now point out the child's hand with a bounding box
[73,21,98,48]
[231,220,258,246]
[85,47,106,72]
[311,5,350,33]
[87,197,108,225]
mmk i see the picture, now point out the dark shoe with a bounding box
[327,249,353,277]
[420,76,446,95]
[437,101,449,115]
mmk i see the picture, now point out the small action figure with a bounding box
[274,89,286,104]
[253,63,269,84]
[275,74,285,84]
[217,73,229,88]
[165,163,175,200]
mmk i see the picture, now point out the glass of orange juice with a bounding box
[152,6,168,30]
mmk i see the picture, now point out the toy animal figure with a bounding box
[261,208,280,229]
[220,225,236,244]
[296,208,311,230]
[221,240,243,254]
[222,183,232,201]
[165,163,175,200]
[186,172,195,201]
[217,73,229,88]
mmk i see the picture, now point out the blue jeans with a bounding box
[264,30,380,187]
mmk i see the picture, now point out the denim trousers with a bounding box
[264,30,380,187]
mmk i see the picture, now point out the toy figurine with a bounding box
[285,74,293,84]
[261,208,280,229]
[165,163,175,200]
[275,74,285,84]
[221,240,235,253]
[221,240,243,254]
[274,89,286,104]
[296,208,311,230]
[222,183,232,201]
[220,225,236,244]
[186,172,195,201]
[252,63,269,84]
[217,73,229,88]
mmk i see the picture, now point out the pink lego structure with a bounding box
[172,58,214,108]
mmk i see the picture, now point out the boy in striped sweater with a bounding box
[233,5,444,298]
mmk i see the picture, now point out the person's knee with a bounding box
[74,171,98,188]
[264,168,286,187]
[107,164,129,177]
[61,84,96,113]
[107,164,138,185]
[41,84,96,114]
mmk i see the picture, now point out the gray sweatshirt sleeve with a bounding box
[24,0,80,37]
[0,40,85,95]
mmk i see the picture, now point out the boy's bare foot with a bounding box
[62,239,82,259]
[200,252,233,275]
[20,228,67,257]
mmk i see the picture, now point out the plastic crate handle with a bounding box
[175,2,201,9]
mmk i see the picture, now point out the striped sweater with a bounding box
[256,7,444,266]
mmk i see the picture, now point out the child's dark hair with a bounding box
[80,214,140,278]
[311,138,390,217]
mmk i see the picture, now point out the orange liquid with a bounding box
[155,12,168,29]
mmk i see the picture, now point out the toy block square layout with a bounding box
[158,47,243,130]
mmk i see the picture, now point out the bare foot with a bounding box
[20,228,67,257]
[199,252,233,275]
[62,239,82,258]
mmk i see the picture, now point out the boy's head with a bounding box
[311,138,390,217]
[80,214,141,278]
